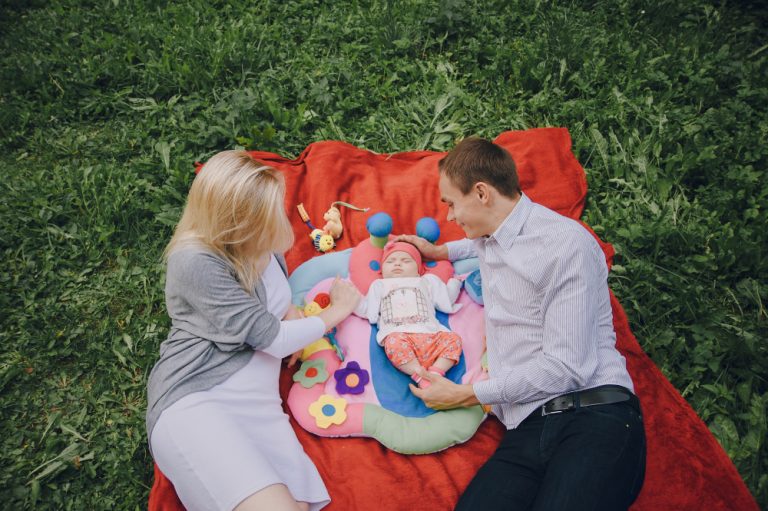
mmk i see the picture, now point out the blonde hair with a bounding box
[165,150,294,294]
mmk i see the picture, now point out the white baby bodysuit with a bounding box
[354,274,462,344]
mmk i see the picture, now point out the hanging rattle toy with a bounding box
[299,292,345,361]
[297,201,369,252]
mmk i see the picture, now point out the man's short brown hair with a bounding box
[438,137,520,199]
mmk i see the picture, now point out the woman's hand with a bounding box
[283,305,304,321]
[318,277,361,330]
[393,234,449,261]
[328,277,361,315]
[286,349,303,367]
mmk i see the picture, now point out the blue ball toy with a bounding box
[366,212,393,238]
[416,217,440,243]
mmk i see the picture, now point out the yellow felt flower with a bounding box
[308,394,347,429]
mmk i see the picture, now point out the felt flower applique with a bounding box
[293,359,329,389]
[333,361,369,395]
[309,394,348,429]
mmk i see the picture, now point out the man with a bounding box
[397,137,646,511]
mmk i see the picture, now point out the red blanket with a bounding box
[148,128,758,511]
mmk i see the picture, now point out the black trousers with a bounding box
[455,399,646,511]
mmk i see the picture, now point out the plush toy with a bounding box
[365,212,393,249]
[415,216,441,243]
[463,268,483,305]
[309,228,336,252]
[297,201,369,252]
[299,292,345,361]
[320,201,366,239]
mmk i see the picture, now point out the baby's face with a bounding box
[382,251,420,278]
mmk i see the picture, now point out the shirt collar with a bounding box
[486,193,532,250]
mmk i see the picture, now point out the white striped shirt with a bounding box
[447,194,634,429]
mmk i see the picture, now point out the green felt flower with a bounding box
[293,359,330,388]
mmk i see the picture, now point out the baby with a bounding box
[354,241,463,387]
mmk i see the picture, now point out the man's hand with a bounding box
[393,234,449,261]
[408,367,481,410]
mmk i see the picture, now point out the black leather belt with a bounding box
[541,385,635,416]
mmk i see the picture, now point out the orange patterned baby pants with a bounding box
[382,331,463,368]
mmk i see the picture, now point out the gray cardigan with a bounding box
[145,247,287,442]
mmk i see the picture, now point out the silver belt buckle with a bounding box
[541,404,564,416]
[541,394,575,416]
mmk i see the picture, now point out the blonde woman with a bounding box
[146,151,360,511]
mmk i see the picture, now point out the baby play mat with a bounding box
[286,216,487,454]
[149,129,758,511]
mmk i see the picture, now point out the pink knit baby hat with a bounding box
[381,241,424,274]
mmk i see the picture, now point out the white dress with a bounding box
[150,256,330,511]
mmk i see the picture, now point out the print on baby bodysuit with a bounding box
[381,285,429,327]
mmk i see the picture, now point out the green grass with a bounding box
[1,0,766,508]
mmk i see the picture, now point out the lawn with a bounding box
[0,0,765,509]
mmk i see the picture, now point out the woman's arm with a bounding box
[279,306,311,367]
[317,277,362,329]
[167,249,281,351]
[261,315,326,359]
[260,277,362,359]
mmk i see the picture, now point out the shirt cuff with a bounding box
[446,239,476,261]
[473,378,504,405]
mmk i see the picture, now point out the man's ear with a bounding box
[474,182,492,204]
